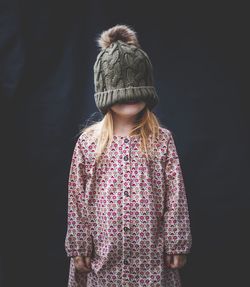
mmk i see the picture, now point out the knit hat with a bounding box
[93,24,159,115]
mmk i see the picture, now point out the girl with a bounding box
[65,24,192,287]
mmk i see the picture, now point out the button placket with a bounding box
[124,190,129,197]
[122,136,131,283]
[123,258,129,265]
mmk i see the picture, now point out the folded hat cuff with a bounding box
[94,86,159,115]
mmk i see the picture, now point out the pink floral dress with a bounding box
[64,126,192,287]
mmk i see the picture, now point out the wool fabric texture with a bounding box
[94,39,159,114]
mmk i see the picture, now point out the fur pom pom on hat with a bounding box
[93,24,159,115]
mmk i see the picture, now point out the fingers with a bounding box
[173,255,179,268]
[178,255,187,268]
[165,254,187,269]
[84,256,92,269]
[73,256,92,273]
[165,255,172,267]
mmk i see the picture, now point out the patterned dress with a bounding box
[64,126,192,287]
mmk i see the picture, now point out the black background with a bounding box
[0,0,249,286]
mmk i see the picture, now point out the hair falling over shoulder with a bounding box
[79,107,163,162]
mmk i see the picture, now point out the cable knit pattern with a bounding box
[65,126,192,287]
[93,40,159,114]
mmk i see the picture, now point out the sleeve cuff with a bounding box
[66,249,93,258]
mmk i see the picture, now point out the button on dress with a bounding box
[65,127,192,287]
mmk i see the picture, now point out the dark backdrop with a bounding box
[0,0,249,286]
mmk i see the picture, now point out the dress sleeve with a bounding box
[64,136,93,258]
[163,131,192,255]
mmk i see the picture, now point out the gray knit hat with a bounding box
[93,24,159,115]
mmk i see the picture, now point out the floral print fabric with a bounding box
[65,127,192,287]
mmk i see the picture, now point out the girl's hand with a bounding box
[73,256,92,273]
[164,254,187,269]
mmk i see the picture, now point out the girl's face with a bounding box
[110,100,146,118]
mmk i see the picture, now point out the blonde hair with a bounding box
[78,106,163,162]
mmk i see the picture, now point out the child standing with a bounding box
[65,24,192,287]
